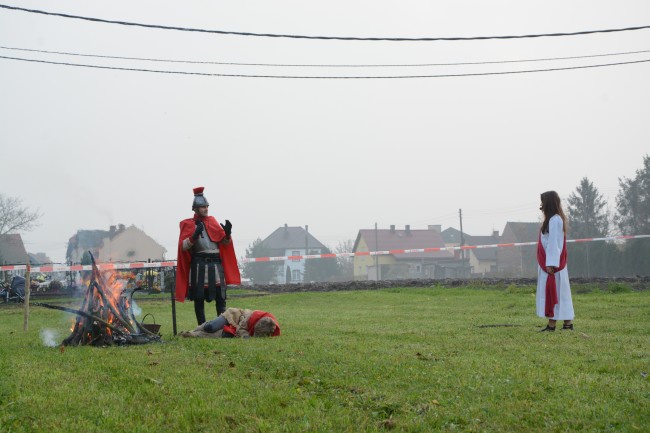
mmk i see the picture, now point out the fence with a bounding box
[1,235,648,288]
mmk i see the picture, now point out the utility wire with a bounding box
[2,54,649,79]
[1,45,649,68]
[1,4,649,42]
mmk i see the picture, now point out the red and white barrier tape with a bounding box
[2,234,648,273]
[0,261,178,273]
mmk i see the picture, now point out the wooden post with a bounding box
[23,258,31,331]
[171,271,177,336]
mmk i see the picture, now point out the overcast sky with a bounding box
[1,1,649,263]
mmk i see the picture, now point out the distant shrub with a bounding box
[606,282,632,293]
[164,272,175,292]
[49,280,63,291]
[574,284,598,294]
[504,284,535,294]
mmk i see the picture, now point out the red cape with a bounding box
[175,215,241,302]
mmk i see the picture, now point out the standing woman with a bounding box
[537,191,574,331]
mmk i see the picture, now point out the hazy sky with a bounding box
[1,1,649,263]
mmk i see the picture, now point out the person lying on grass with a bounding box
[180,307,281,338]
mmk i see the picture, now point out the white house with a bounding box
[260,224,327,283]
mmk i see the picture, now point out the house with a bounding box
[441,226,466,260]
[66,224,166,263]
[0,233,28,265]
[441,226,502,276]
[496,222,540,277]
[27,252,52,265]
[441,226,464,247]
[464,232,500,276]
[260,224,328,283]
[352,225,459,280]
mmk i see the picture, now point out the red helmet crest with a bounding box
[192,187,209,209]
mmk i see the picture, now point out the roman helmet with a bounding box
[192,186,209,210]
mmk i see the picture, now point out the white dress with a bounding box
[536,215,574,320]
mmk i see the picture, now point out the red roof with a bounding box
[354,229,453,260]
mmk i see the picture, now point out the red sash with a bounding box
[537,232,567,317]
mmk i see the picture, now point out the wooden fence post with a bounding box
[23,257,31,331]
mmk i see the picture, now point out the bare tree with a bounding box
[334,239,355,279]
[242,238,281,284]
[0,193,41,237]
[304,245,339,282]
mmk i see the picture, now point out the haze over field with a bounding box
[1,1,648,262]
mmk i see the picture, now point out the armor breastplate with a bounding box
[191,228,220,254]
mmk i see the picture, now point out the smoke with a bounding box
[131,299,142,317]
[40,328,59,347]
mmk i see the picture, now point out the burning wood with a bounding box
[36,253,161,346]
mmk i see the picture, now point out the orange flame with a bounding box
[82,269,135,337]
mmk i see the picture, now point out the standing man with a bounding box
[176,187,240,325]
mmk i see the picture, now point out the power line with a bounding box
[1,4,649,42]
[409,211,460,225]
[464,204,535,216]
[1,45,649,68]
[2,55,649,79]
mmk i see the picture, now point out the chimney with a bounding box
[390,225,395,233]
[118,224,125,232]
[109,225,116,234]
[405,225,411,235]
[428,224,441,233]
[493,230,499,238]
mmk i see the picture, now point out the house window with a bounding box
[416,265,421,273]
[291,250,301,262]
[292,270,301,281]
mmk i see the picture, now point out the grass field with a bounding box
[0,285,648,432]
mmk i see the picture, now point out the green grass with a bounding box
[1,286,648,432]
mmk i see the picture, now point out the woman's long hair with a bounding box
[540,190,567,234]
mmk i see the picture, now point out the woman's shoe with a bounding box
[561,323,574,331]
[540,325,556,332]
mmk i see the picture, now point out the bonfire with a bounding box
[36,253,161,346]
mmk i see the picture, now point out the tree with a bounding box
[615,155,650,235]
[304,246,340,282]
[242,238,280,284]
[0,193,41,238]
[80,250,93,281]
[615,155,650,275]
[285,266,291,284]
[567,177,609,238]
[334,239,355,280]
[566,178,615,276]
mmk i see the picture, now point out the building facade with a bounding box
[353,225,458,280]
[66,224,166,263]
[496,222,540,277]
[260,224,328,283]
